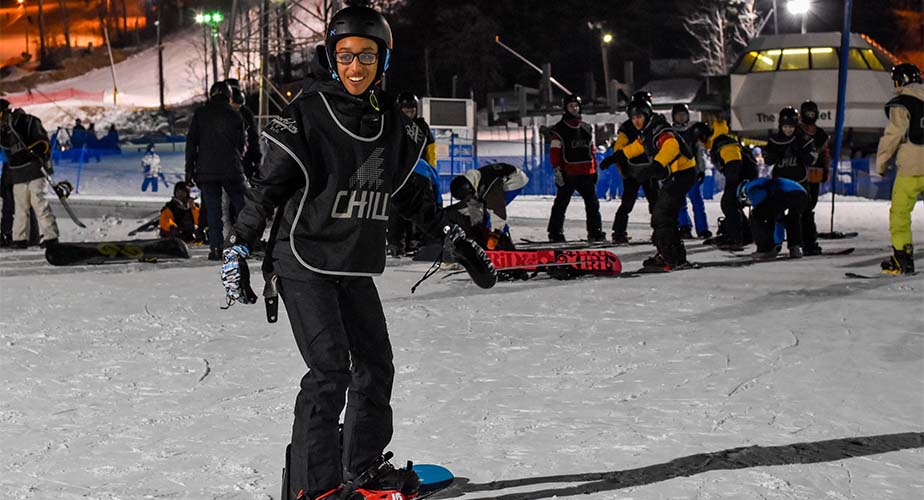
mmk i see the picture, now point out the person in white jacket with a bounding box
[876,63,924,275]
[141,143,168,192]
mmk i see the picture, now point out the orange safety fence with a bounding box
[5,88,105,107]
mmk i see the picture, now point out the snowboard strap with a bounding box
[411,240,445,294]
[262,205,285,323]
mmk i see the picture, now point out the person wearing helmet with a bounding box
[219,5,496,500]
[763,106,818,255]
[158,181,199,242]
[613,98,698,270]
[185,80,247,260]
[225,79,262,182]
[738,176,809,259]
[140,143,168,192]
[546,94,605,242]
[386,92,437,256]
[877,63,924,275]
[705,128,758,251]
[598,94,659,244]
[0,98,60,249]
[671,104,711,240]
[446,162,529,250]
[798,100,830,255]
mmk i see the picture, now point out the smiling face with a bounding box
[335,36,379,96]
[781,124,795,136]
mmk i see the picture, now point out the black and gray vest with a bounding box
[885,94,924,145]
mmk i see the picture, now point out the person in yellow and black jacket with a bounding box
[613,98,697,270]
[159,181,200,242]
[703,127,758,251]
[546,94,605,243]
[600,91,658,244]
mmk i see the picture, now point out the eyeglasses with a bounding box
[334,52,378,65]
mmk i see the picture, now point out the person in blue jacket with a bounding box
[738,177,809,260]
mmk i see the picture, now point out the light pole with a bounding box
[601,33,614,109]
[787,0,811,34]
[195,11,224,94]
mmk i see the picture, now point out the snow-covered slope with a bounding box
[1,199,922,499]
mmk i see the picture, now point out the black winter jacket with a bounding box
[185,98,246,184]
[0,109,51,184]
[229,77,447,279]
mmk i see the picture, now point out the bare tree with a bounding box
[684,0,769,75]
[57,0,72,55]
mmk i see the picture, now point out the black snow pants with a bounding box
[803,181,820,247]
[278,272,395,498]
[651,168,696,265]
[750,190,809,252]
[611,175,658,237]
[719,163,748,244]
[547,173,602,236]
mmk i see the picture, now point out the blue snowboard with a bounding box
[408,463,454,498]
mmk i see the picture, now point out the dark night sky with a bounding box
[385,0,920,102]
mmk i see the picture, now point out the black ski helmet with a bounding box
[562,94,583,116]
[449,175,476,201]
[671,103,690,123]
[231,87,246,105]
[890,63,922,88]
[324,4,393,84]
[209,81,232,101]
[690,121,713,144]
[627,98,653,123]
[397,92,419,109]
[800,100,819,124]
[631,91,652,103]
[778,106,799,127]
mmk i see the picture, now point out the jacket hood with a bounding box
[898,82,924,101]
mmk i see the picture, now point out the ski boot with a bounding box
[611,233,630,245]
[385,243,403,257]
[751,246,780,261]
[881,245,914,275]
[802,242,822,256]
[716,238,745,252]
[587,230,607,243]
[678,226,695,240]
[548,233,566,243]
[788,245,803,259]
[698,229,713,239]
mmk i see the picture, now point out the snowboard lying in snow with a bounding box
[488,249,622,279]
[45,238,191,266]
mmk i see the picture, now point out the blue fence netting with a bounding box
[38,139,891,202]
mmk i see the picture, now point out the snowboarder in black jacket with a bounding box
[185,81,247,259]
[219,5,495,500]
[764,106,819,253]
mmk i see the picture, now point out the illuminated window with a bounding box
[847,48,869,69]
[779,48,809,70]
[860,49,885,70]
[735,51,758,73]
[752,49,781,72]
[810,47,838,69]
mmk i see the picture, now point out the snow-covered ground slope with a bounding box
[1,198,922,499]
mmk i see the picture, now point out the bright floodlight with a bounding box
[602,33,613,44]
[787,0,810,15]
[195,13,205,23]
[211,12,224,23]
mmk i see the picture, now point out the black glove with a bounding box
[601,150,628,172]
[446,225,497,289]
[646,160,670,181]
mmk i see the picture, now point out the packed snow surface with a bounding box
[1,197,922,499]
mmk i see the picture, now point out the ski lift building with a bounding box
[730,32,899,143]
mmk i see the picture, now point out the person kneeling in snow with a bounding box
[738,177,809,260]
[447,162,528,250]
[159,181,199,242]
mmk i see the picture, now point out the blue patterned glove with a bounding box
[221,244,258,306]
